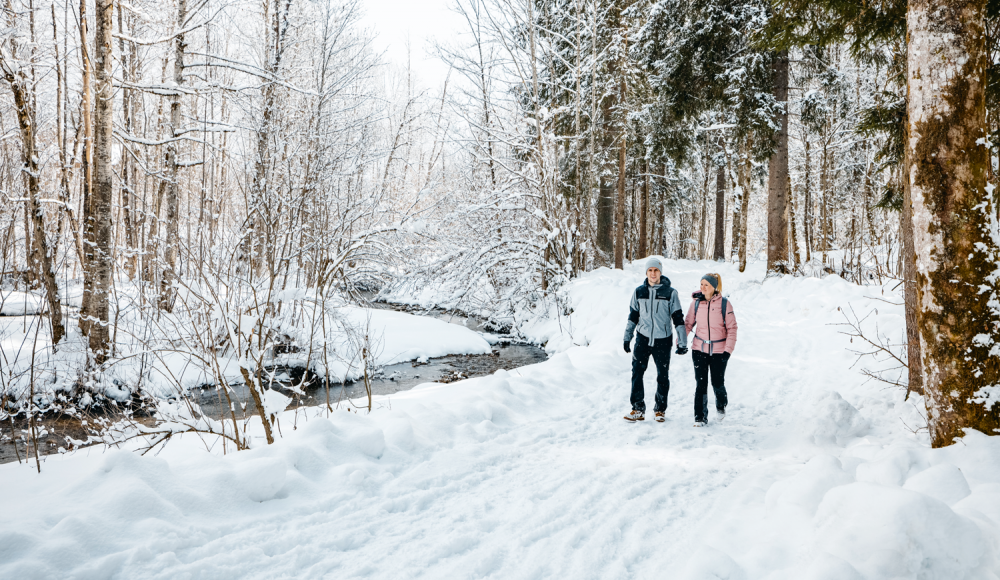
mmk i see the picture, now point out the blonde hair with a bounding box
[703,273,722,293]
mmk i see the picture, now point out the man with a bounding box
[623,257,688,422]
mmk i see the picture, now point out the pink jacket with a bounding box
[684,294,737,355]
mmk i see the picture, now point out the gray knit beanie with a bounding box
[645,257,663,273]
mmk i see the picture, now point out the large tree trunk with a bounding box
[87,0,115,363]
[767,50,790,273]
[713,137,726,261]
[907,0,999,447]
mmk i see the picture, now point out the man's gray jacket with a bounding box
[623,275,688,348]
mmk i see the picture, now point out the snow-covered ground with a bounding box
[3,258,999,579]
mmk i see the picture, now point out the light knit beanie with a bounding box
[645,257,663,273]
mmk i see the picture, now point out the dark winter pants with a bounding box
[693,349,728,422]
[630,333,671,413]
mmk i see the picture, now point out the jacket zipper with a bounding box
[706,297,711,354]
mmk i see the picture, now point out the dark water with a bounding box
[1,307,547,464]
[188,341,547,417]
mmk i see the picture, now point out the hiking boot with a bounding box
[716,408,726,422]
[654,412,666,423]
[624,409,645,422]
[693,420,707,428]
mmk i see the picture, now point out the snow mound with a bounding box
[798,390,870,445]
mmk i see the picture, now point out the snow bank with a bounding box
[0,296,491,406]
[2,257,999,579]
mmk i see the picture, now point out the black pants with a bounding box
[630,333,671,413]
[693,349,728,422]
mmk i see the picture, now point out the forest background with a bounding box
[0,0,997,452]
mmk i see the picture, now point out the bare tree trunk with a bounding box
[0,32,65,346]
[639,160,648,257]
[161,0,187,311]
[613,26,627,270]
[713,137,726,261]
[902,147,923,397]
[907,0,998,447]
[788,173,800,269]
[657,163,667,255]
[804,136,812,262]
[614,124,626,269]
[738,153,751,272]
[699,152,709,259]
[820,136,831,261]
[730,145,743,262]
[87,0,115,363]
[78,0,95,335]
[767,50,790,274]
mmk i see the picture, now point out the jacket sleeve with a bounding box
[624,290,639,342]
[684,299,696,336]
[671,289,687,348]
[724,301,738,354]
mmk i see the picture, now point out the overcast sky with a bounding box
[358,0,464,90]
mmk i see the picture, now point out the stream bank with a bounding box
[1,307,547,465]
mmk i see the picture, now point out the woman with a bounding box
[684,273,737,427]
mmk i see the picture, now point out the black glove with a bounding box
[624,341,631,353]
[675,346,688,355]
[722,351,731,362]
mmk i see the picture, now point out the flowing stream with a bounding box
[1,306,547,464]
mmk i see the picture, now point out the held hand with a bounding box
[675,346,688,355]
[722,351,731,362]
[624,341,631,354]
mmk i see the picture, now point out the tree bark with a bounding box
[78,0,95,336]
[902,146,923,397]
[907,0,998,447]
[87,0,115,363]
[713,137,726,261]
[161,0,187,311]
[738,153,751,272]
[820,137,831,261]
[788,173,800,269]
[613,27,627,270]
[639,160,648,257]
[0,42,65,346]
[767,50,790,274]
[729,146,747,263]
[614,124,627,269]
[804,137,812,262]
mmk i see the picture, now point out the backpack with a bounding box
[695,296,729,333]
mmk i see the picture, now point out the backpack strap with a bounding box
[721,297,728,333]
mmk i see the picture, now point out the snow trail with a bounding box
[2,258,998,579]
